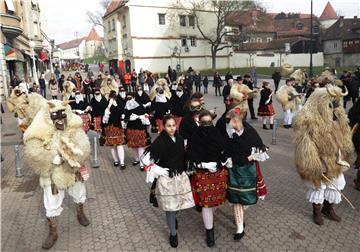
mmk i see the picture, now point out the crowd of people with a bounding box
[5,63,360,250]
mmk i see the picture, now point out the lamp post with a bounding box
[29,41,39,84]
[309,0,313,77]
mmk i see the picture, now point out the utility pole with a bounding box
[309,0,313,77]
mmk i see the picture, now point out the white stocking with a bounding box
[202,207,214,230]
[111,147,119,162]
[269,116,274,124]
[116,145,125,165]
[133,148,139,162]
[138,147,146,165]
[262,117,267,125]
[233,204,244,233]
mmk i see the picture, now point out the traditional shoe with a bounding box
[206,228,215,247]
[321,200,341,222]
[132,161,140,166]
[312,203,324,225]
[263,124,268,130]
[283,125,289,129]
[169,234,178,248]
[251,117,258,120]
[120,164,126,170]
[42,217,58,250]
[140,166,145,172]
[270,124,274,130]
[113,161,119,167]
[76,203,90,226]
[234,231,245,241]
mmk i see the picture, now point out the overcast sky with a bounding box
[40,0,360,44]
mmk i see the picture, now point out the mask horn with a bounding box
[47,102,56,108]
[62,100,74,106]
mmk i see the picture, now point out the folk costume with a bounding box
[294,85,353,225]
[150,92,172,133]
[70,92,92,133]
[276,83,301,128]
[170,86,188,129]
[186,123,228,247]
[100,77,118,100]
[89,89,107,133]
[124,96,151,170]
[102,92,127,169]
[141,130,194,248]
[258,84,275,129]
[348,100,360,190]
[23,100,91,250]
[135,87,151,112]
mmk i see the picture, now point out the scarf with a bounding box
[95,94,102,102]
[155,94,167,103]
[125,99,140,110]
[75,94,84,104]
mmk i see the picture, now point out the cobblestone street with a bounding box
[1,82,359,252]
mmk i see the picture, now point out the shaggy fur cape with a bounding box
[23,100,90,189]
[100,78,118,100]
[229,83,258,115]
[62,81,76,101]
[293,86,353,188]
[275,85,301,111]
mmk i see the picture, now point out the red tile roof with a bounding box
[226,11,275,33]
[86,27,102,41]
[104,0,125,18]
[57,37,86,50]
[322,17,360,40]
[320,2,338,20]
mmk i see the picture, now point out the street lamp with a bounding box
[29,41,39,84]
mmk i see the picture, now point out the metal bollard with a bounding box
[91,136,100,168]
[15,145,23,177]
[271,119,277,145]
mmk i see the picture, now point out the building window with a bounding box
[179,15,186,27]
[108,21,111,32]
[188,15,195,27]
[180,36,187,47]
[112,19,115,31]
[257,38,262,43]
[190,36,196,47]
[296,23,304,30]
[313,25,319,34]
[334,42,337,49]
[122,15,126,28]
[5,0,15,14]
[266,37,272,43]
[158,13,165,25]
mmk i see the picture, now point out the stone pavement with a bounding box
[1,82,360,252]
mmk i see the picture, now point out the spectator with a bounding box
[213,72,222,96]
[222,78,233,109]
[123,72,131,92]
[171,69,177,83]
[131,69,138,92]
[138,70,146,89]
[250,66,257,87]
[225,71,233,83]
[145,72,154,92]
[109,66,114,76]
[94,74,103,88]
[202,75,209,94]
[194,71,202,93]
[243,74,257,119]
[49,76,58,99]
[82,77,92,103]
[58,74,65,93]
[39,74,47,98]
[167,66,173,81]
[54,66,60,80]
[272,70,281,92]
[10,75,19,89]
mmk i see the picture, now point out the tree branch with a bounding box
[216,44,233,52]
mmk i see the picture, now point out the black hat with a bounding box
[236,76,243,81]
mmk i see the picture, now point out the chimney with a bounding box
[339,16,344,27]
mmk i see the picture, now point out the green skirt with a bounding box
[227,162,257,205]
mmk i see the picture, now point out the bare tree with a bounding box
[86,0,112,28]
[169,0,264,72]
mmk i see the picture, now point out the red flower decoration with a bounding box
[234,107,241,115]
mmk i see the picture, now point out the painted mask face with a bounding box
[50,109,67,130]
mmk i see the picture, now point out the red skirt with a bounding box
[258,104,275,117]
[104,126,126,146]
[92,116,102,133]
[192,167,228,208]
[79,113,90,133]
[126,129,151,148]
[175,116,182,129]
[256,161,267,198]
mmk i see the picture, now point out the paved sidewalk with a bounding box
[1,82,359,252]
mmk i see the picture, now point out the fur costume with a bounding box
[280,63,294,76]
[149,78,172,101]
[23,100,90,190]
[290,69,307,85]
[293,85,353,188]
[275,85,301,111]
[100,78,118,99]
[229,83,258,115]
[6,90,47,132]
[62,81,76,101]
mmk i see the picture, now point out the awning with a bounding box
[38,50,49,62]
[61,53,80,60]
[4,44,25,62]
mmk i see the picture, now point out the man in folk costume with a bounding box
[275,78,301,128]
[23,100,91,249]
[294,85,353,225]
[89,87,107,133]
[229,79,258,120]
[100,77,118,100]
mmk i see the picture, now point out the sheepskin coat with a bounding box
[293,86,353,188]
[23,100,90,189]
[275,85,301,111]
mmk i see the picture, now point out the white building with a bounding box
[103,0,323,74]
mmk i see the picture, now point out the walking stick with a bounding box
[321,174,355,209]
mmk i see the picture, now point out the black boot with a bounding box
[270,124,274,129]
[169,233,178,248]
[206,228,215,247]
[263,124,268,130]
